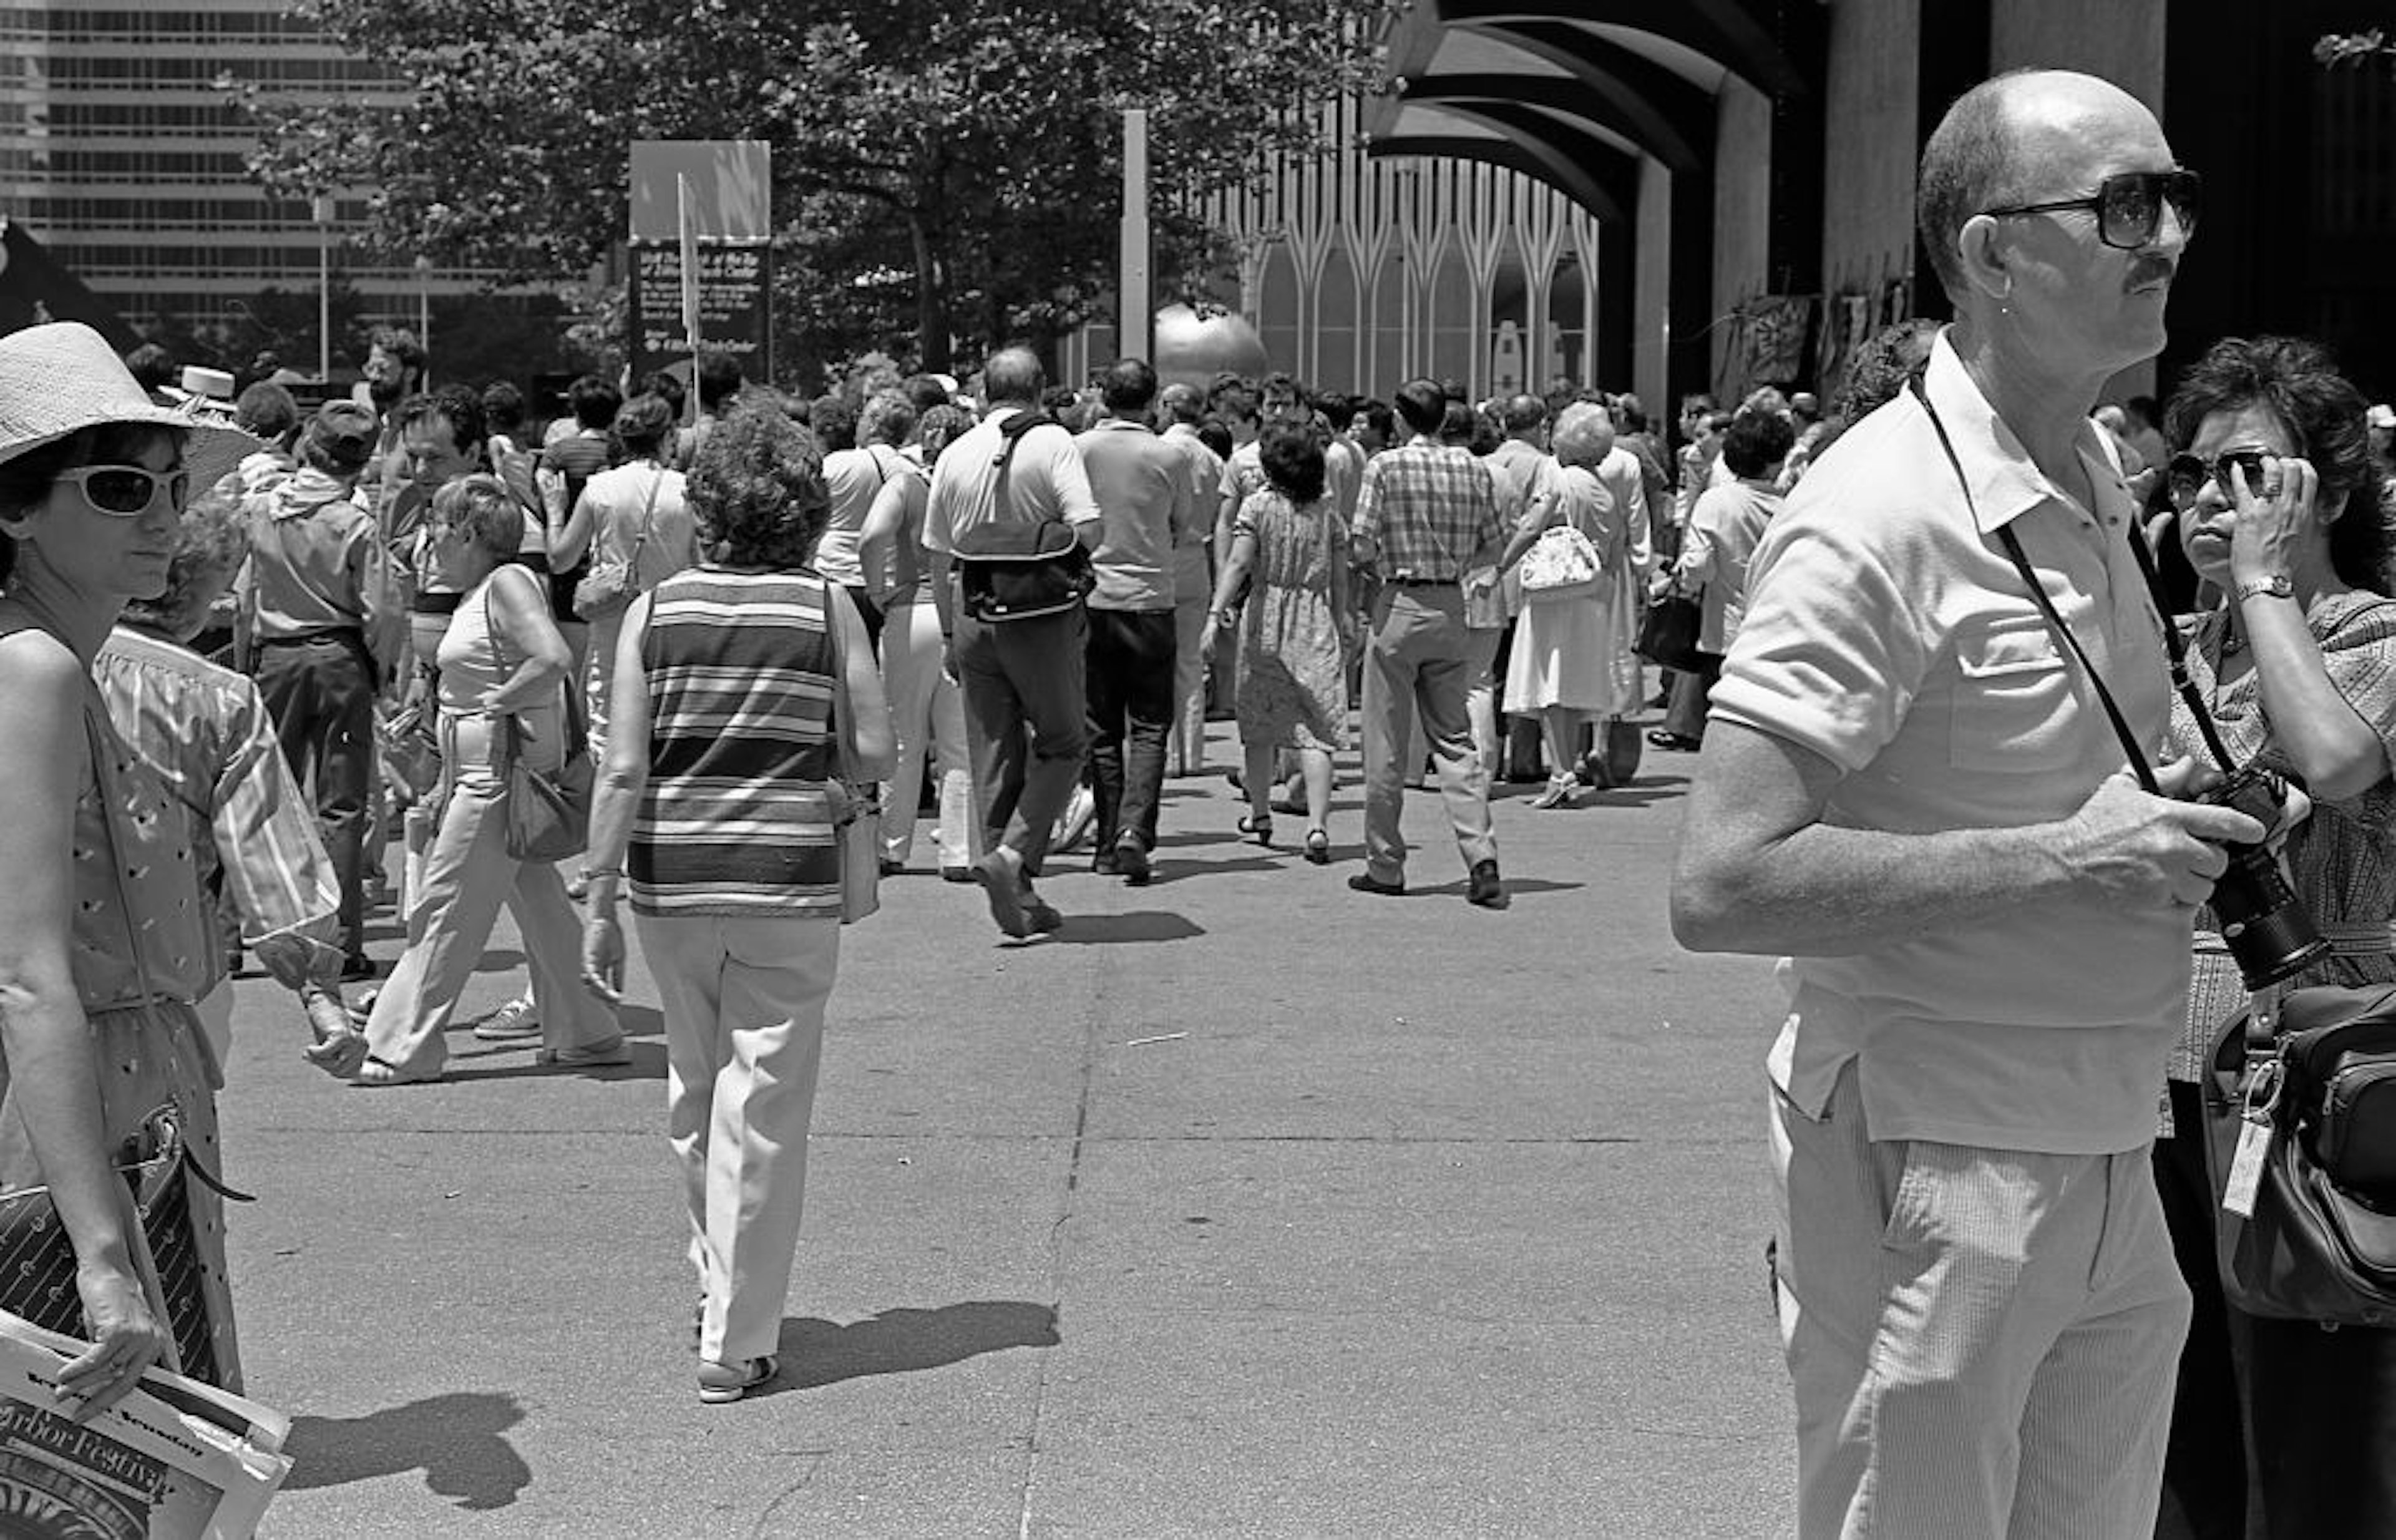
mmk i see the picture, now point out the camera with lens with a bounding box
[2193,764,2331,989]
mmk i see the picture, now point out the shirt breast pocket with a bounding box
[1948,618,2081,772]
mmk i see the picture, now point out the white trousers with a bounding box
[364,719,620,1073]
[880,597,973,869]
[1770,1063,2187,1539]
[1167,592,1209,776]
[637,910,838,1365]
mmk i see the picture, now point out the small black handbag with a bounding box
[2203,984,2396,1325]
[1635,590,1715,672]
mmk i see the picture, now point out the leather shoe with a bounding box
[1347,871,1405,897]
[1646,729,1701,751]
[976,850,1031,938]
[1113,832,1151,886]
[1466,859,1508,910]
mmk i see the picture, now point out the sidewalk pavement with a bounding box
[218,722,1795,1538]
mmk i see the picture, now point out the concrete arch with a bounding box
[1403,72,1701,176]
[1433,0,1808,99]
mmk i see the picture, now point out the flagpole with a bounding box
[678,173,702,426]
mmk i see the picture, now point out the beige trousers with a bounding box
[364,712,620,1073]
[1770,1063,2188,1539]
[637,910,839,1366]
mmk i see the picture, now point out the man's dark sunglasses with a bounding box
[1984,169,2201,250]
[2167,449,2272,502]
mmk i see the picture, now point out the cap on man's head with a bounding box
[2369,403,2395,431]
[306,400,379,471]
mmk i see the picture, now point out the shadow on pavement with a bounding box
[442,1034,669,1083]
[768,1300,1061,1393]
[285,1390,532,1510]
[1038,911,1206,945]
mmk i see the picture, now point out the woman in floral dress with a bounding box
[1201,424,1355,864]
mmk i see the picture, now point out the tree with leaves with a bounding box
[228,0,1393,374]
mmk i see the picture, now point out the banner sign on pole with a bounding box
[629,243,772,381]
[627,141,772,384]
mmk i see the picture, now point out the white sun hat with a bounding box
[0,323,258,489]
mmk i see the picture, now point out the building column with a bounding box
[1632,156,1670,407]
[1712,79,1772,397]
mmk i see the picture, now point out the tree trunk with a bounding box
[908,212,950,372]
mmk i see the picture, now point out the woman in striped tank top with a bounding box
[580,403,890,1403]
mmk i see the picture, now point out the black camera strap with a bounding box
[1906,375,2236,791]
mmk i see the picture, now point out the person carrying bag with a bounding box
[948,411,1094,623]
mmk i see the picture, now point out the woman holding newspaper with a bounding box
[0,323,260,1410]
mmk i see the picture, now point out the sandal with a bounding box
[1237,812,1274,847]
[1303,828,1330,865]
[352,1055,442,1087]
[698,1354,778,1404]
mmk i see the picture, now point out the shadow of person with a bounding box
[767,1300,1059,1393]
[1037,912,1205,946]
[284,1391,532,1511]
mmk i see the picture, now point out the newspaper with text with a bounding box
[0,1312,291,1539]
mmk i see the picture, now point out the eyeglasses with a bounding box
[2167,449,2274,502]
[56,464,189,517]
[1984,169,2203,250]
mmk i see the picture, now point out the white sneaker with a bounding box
[472,994,542,1041]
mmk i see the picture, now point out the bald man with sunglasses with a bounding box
[1673,72,2259,1538]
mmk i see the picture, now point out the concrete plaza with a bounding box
[217,721,1795,1538]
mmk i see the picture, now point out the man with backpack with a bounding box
[923,348,1102,938]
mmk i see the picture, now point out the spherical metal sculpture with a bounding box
[1152,303,1270,387]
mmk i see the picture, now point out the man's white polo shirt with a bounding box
[1710,334,2181,1155]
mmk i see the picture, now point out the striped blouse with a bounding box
[631,567,844,920]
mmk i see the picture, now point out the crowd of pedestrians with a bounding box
[15,60,2396,1537]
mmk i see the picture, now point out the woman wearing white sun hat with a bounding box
[0,321,259,1401]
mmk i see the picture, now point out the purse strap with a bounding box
[479,565,585,766]
[620,466,665,577]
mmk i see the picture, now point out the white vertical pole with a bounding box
[313,193,334,382]
[678,173,702,366]
[416,255,432,383]
[1119,109,1150,363]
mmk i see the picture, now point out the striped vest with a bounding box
[630,568,842,919]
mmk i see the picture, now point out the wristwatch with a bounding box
[2233,574,2295,604]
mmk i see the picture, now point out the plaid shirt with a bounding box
[1351,439,1504,581]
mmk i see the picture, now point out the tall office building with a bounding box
[0,2,458,353]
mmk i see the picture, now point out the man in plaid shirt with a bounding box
[1348,378,1508,908]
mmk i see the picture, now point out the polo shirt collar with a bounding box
[1091,417,1149,434]
[1919,331,2121,535]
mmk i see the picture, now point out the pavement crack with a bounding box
[1016,942,1109,1540]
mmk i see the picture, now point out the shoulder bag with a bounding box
[572,467,666,620]
[951,412,1094,623]
[2203,984,2396,1324]
[822,580,880,923]
[483,568,593,864]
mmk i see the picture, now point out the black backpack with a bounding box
[950,411,1093,622]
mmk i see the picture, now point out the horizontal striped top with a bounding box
[631,568,844,920]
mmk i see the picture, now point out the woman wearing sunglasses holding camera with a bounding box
[2151,335,2396,1540]
[0,323,259,1410]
